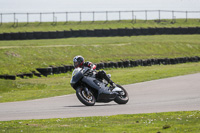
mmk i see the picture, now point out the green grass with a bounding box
[0,19,200,33]
[0,62,200,103]
[0,111,200,132]
[0,35,200,75]
[0,19,200,132]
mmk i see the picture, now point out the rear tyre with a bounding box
[114,84,129,104]
[76,87,96,106]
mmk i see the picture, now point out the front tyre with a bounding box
[114,84,129,104]
[76,87,96,106]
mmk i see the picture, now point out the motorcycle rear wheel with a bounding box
[114,84,129,104]
[76,87,96,106]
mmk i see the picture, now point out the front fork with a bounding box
[83,87,90,96]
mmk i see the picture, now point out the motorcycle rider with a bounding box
[73,55,116,87]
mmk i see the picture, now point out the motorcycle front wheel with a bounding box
[76,87,96,106]
[114,84,129,104]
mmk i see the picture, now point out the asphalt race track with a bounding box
[0,73,200,121]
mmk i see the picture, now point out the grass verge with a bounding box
[0,62,200,103]
[0,35,200,75]
[0,111,199,132]
[0,19,200,33]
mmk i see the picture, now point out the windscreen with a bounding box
[72,67,82,77]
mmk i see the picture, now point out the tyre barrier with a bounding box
[118,28,126,36]
[57,31,65,38]
[132,28,141,35]
[19,32,27,40]
[32,71,42,77]
[87,30,95,37]
[11,32,20,40]
[117,62,123,68]
[49,31,57,39]
[34,32,42,39]
[50,66,67,74]
[155,28,162,34]
[71,30,80,37]
[148,27,157,35]
[0,34,3,40]
[140,28,149,35]
[64,30,71,37]
[23,73,34,78]
[0,75,16,80]
[125,28,134,36]
[16,74,24,78]
[110,29,118,36]
[15,72,39,79]
[6,75,16,80]
[41,32,50,39]
[79,30,87,37]
[3,33,12,40]
[113,62,118,68]
[0,56,199,80]
[26,32,34,39]
[1,27,200,40]
[51,67,60,74]
[103,62,108,68]
[94,29,102,37]
[36,67,53,77]
[64,65,74,72]
[59,66,66,73]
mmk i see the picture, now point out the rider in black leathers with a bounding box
[73,55,115,87]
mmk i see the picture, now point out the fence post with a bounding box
[16,19,18,27]
[185,11,187,22]
[13,13,18,27]
[13,13,16,24]
[80,11,82,22]
[199,11,200,22]
[66,12,68,23]
[119,11,121,21]
[0,13,2,25]
[93,11,95,22]
[132,10,134,22]
[40,13,42,23]
[145,10,147,22]
[53,12,55,23]
[52,12,57,25]
[106,11,108,21]
[158,10,161,22]
[135,16,137,23]
[172,10,174,23]
[27,13,29,24]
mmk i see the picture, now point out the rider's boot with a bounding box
[109,81,122,92]
[97,70,122,92]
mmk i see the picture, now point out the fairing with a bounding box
[70,67,117,102]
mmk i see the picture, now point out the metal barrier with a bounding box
[0,10,200,24]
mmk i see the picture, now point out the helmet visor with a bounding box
[74,61,79,68]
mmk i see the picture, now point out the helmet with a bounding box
[73,55,84,68]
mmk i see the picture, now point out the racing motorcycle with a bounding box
[70,67,129,106]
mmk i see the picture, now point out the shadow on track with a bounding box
[65,103,117,108]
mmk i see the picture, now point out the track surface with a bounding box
[0,73,200,121]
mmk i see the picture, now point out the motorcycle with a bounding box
[70,67,129,106]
